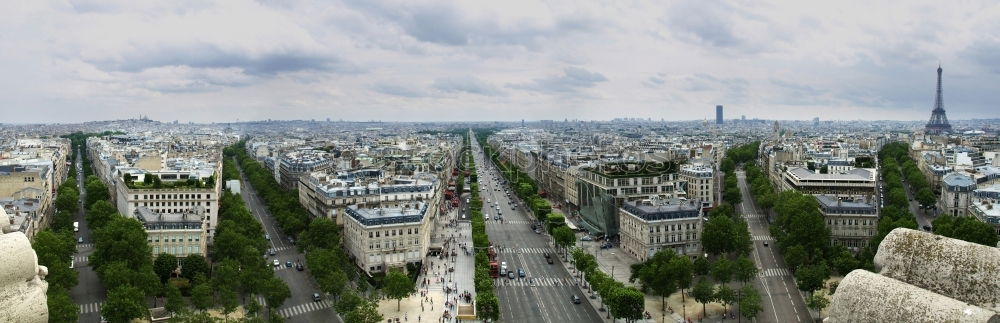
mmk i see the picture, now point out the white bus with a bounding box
[73,222,79,232]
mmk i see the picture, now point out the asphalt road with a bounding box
[235,160,340,323]
[70,152,106,323]
[736,170,810,323]
[472,135,604,323]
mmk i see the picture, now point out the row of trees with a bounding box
[465,135,501,321]
[226,142,382,322]
[570,248,645,322]
[39,138,82,323]
[474,130,555,224]
[695,204,762,320]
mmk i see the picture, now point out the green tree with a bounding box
[733,256,758,285]
[954,217,1000,247]
[714,284,736,313]
[336,290,364,313]
[383,268,415,311]
[702,215,736,255]
[299,217,341,251]
[55,191,79,215]
[552,226,576,256]
[319,269,348,301]
[190,283,214,312]
[102,285,148,323]
[86,200,119,231]
[181,254,210,281]
[218,288,240,319]
[47,288,79,323]
[344,300,383,323]
[915,187,936,210]
[154,253,178,283]
[693,257,711,276]
[608,287,645,322]
[165,283,185,315]
[795,262,830,294]
[245,298,262,318]
[667,255,694,318]
[739,285,762,320]
[691,278,715,320]
[263,277,291,310]
[476,292,501,321]
[784,245,808,272]
[710,258,733,284]
[90,217,151,269]
[806,291,831,320]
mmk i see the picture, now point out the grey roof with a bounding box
[621,199,700,222]
[787,167,874,181]
[942,172,975,188]
[815,195,877,214]
[134,206,205,226]
[346,202,427,226]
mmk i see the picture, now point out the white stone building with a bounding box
[618,198,703,261]
[343,202,434,276]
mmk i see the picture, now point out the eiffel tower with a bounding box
[925,65,952,134]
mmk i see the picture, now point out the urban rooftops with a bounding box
[621,198,701,221]
[346,202,428,227]
[584,161,679,178]
[134,206,205,230]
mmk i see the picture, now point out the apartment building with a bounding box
[278,149,333,190]
[969,184,1000,237]
[299,170,438,225]
[0,164,53,224]
[816,195,878,250]
[343,202,434,276]
[1,199,43,239]
[941,172,976,217]
[679,165,715,209]
[136,206,208,257]
[780,167,877,197]
[576,161,683,237]
[618,198,703,261]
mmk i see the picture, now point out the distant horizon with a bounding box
[3,116,997,126]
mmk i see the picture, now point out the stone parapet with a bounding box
[827,270,998,323]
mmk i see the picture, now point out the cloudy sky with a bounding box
[2,1,999,123]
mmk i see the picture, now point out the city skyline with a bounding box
[2,1,999,123]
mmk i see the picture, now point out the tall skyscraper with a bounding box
[925,65,953,134]
[716,105,723,125]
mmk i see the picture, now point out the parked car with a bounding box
[580,236,593,241]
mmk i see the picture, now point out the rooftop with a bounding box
[786,167,875,182]
[621,198,701,222]
[584,161,679,178]
[941,172,976,188]
[346,202,428,227]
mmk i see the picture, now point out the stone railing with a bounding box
[0,231,48,322]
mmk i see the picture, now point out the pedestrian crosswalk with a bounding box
[496,247,554,254]
[495,277,578,287]
[79,301,102,314]
[77,243,94,249]
[743,213,766,220]
[73,255,89,264]
[751,234,773,241]
[758,268,791,278]
[278,300,333,318]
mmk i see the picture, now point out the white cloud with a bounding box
[0,0,998,123]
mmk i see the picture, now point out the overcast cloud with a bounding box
[1,0,998,123]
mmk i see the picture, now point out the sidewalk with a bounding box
[378,206,479,323]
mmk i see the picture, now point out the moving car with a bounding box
[572,295,581,304]
[922,225,932,231]
[312,293,322,302]
[265,234,271,240]
[273,259,280,266]
[269,249,276,256]
[285,261,293,268]
[547,257,554,264]
[507,271,515,279]
[518,268,525,277]
[580,236,593,241]
[763,242,769,247]
[77,236,84,244]
[296,263,304,271]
